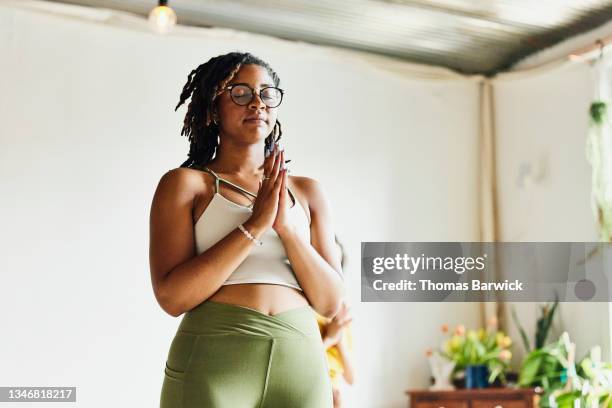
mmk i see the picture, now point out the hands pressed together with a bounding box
[248,141,294,236]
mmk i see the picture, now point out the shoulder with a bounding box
[153,167,213,202]
[289,175,330,215]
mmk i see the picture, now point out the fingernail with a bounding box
[265,150,270,158]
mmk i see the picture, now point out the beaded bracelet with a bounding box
[238,223,263,246]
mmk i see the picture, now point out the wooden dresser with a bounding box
[407,388,538,408]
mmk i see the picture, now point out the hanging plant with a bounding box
[586,97,612,242]
[590,101,608,125]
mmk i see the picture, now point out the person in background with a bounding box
[316,235,355,408]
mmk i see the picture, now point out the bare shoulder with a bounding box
[288,174,330,215]
[154,167,211,201]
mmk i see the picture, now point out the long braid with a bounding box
[175,52,284,168]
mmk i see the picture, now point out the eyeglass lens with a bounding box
[230,85,282,107]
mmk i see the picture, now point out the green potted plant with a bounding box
[553,345,612,408]
[438,320,513,388]
[512,296,559,353]
[518,331,572,407]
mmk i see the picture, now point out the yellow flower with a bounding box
[501,336,512,348]
[499,349,512,361]
[478,328,485,340]
[444,340,452,354]
[450,335,462,351]
[495,332,505,347]
[468,330,478,341]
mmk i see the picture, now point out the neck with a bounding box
[208,137,267,177]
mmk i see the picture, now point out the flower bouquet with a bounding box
[437,319,513,388]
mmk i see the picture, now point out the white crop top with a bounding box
[192,166,311,291]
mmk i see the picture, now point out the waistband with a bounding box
[177,300,321,339]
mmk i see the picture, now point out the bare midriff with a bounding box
[207,283,309,316]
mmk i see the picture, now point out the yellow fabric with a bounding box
[315,312,353,388]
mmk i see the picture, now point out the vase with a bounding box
[465,364,489,389]
[428,353,456,391]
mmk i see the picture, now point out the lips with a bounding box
[244,115,267,123]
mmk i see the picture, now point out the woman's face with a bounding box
[215,64,280,143]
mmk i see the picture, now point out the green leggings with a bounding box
[160,300,333,408]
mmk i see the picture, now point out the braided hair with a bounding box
[175,52,283,168]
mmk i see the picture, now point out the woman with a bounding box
[149,51,345,407]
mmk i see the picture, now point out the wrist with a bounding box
[243,218,267,240]
[322,336,337,349]
[276,225,298,240]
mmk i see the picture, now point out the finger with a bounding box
[271,147,282,183]
[275,169,286,197]
[265,143,276,177]
[274,154,285,191]
[263,144,275,185]
[266,145,280,188]
[339,315,352,325]
[263,146,279,192]
[279,164,287,202]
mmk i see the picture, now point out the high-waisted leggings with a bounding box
[159,300,333,408]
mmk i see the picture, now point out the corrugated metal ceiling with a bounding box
[47,0,612,75]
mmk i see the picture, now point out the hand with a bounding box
[271,148,293,235]
[323,301,353,347]
[247,142,287,232]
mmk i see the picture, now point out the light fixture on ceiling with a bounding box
[148,0,177,34]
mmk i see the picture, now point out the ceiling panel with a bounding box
[47,0,612,74]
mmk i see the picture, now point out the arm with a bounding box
[149,169,265,317]
[337,337,355,385]
[277,177,345,319]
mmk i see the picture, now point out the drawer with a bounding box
[414,401,468,408]
[472,400,527,408]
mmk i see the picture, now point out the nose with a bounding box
[248,91,266,110]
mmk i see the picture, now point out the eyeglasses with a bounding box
[222,83,284,108]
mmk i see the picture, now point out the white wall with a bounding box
[494,60,610,363]
[0,2,481,407]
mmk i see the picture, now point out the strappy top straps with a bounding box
[202,166,257,198]
[193,164,297,207]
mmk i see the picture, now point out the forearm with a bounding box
[278,227,344,318]
[158,219,265,316]
[337,340,355,384]
[322,335,338,350]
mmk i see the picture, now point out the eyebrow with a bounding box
[229,82,275,88]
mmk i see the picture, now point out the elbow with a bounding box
[317,296,343,320]
[155,281,184,318]
[163,303,183,318]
